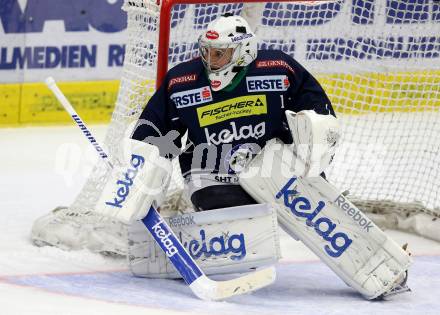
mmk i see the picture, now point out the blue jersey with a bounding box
[132,50,334,178]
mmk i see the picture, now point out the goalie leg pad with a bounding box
[239,139,412,299]
[128,203,280,278]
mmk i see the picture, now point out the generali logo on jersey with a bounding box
[170,86,213,108]
[168,74,197,90]
[246,75,290,92]
[205,30,219,40]
[256,60,295,74]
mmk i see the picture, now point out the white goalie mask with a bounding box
[198,14,258,91]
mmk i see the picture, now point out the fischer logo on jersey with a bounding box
[246,75,290,92]
[168,74,197,90]
[171,86,213,108]
[276,177,353,258]
[204,121,265,145]
[197,95,267,127]
[105,154,145,208]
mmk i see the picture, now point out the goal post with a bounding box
[33,0,440,251]
[146,0,440,240]
[155,0,296,86]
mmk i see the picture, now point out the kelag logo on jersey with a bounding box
[204,122,265,145]
[276,177,353,258]
[197,95,267,127]
[246,75,290,92]
[170,86,213,108]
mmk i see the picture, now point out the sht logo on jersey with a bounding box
[246,75,290,92]
[276,177,353,258]
[170,86,213,108]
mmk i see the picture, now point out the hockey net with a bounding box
[33,0,440,251]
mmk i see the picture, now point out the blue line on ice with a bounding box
[4,256,440,315]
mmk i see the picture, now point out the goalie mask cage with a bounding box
[55,0,440,242]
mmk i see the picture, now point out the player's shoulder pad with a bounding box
[165,57,206,91]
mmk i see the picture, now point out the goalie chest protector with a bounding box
[132,50,334,176]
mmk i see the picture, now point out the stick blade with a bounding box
[190,266,276,301]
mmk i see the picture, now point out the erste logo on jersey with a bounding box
[246,75,290,92]
[171,86,213,108]
[197,95,267,127]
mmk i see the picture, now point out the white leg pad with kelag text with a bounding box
[239,139,412,299]
[128,203,280,278]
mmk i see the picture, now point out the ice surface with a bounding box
[1,126,439,315]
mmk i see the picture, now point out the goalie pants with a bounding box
[191,184,257,211]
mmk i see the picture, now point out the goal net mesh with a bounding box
[64,0,440,241]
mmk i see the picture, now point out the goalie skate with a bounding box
[376,244,412,299]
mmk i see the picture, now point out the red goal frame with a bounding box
[155,0,325,88]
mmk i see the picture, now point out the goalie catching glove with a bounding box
[95,138,172,223]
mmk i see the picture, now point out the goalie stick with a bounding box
[44,76,276,301]
[45,77,114,169]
